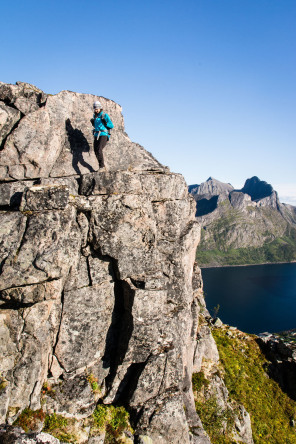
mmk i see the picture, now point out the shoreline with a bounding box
[200,260,296,269]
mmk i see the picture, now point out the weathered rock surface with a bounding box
[0,102,21,147]
[229,191,254,211]
[0,82,220,443]
[257,330,296,402]
[0,84,164,182]
[0,81,47,115]
[0,428,60,444]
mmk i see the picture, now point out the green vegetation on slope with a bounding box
[13,408,46,433]
[193,373,236,444]
[14,404,132,444]
[92,404,132,442]
[43,413,76,443]
[195,201,296,266]
[196,227,296,267]
[212,327,296,443]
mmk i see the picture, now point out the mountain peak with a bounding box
[241,177,274,201]
[192,177,234,196]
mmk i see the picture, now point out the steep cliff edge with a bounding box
[0,82,213,443]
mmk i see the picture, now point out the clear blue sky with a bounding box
[1,0,296,203]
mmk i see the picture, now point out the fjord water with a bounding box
[201,263,296,334]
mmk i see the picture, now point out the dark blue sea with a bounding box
[201,263,296,335]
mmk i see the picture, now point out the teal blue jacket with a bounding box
[93,112,114,139]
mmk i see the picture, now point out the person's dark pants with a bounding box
[94,135,108,168]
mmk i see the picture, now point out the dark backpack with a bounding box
[101,113,112,135]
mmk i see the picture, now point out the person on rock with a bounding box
[92,101,114,169]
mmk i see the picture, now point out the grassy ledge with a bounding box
[211,326,296,443]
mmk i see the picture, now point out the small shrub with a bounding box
[43,413,78,443]
[92,404,131,440]
[43,413,68,432]
[108,405,129,433]
[13,408,45,432]
[213,304,220,319]
[92,404,108,430]
[87,373,100,393]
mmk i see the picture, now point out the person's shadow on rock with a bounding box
[66,118,95,175]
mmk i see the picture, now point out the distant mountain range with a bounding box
[189,176,296,267]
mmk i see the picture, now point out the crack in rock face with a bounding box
[0,81,221,444]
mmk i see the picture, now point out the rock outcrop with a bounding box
[0,82,212,443]
[258,330,296,402]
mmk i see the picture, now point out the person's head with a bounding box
[93,101,102,114]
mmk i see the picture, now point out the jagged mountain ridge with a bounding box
[189,177,296,267]
[0,81,256,443]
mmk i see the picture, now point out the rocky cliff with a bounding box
[0,81,254,444]
[189,177,296,267]
[258,330,296,402]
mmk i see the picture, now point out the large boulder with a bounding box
[0,83,213,443]
[0,85,164,182]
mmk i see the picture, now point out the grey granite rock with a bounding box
[0,300,62,421]
[257,330,296,401]
[0,206,81,291]
[20,185,69,211]
[0,81,47,115]
[0,82,253,443]
[0,428,61,443]
[0,102,21,146]
[0,87,164,182]
[0,212,27,267]
[193,325,219,372]
[44,374,96,419]
[0,181,34,208]
[229,190,254,210]
[55,283,115,374]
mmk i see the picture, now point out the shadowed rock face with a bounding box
[257,331,296,402]
[241,176,274,201]
[0,82,213,443]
